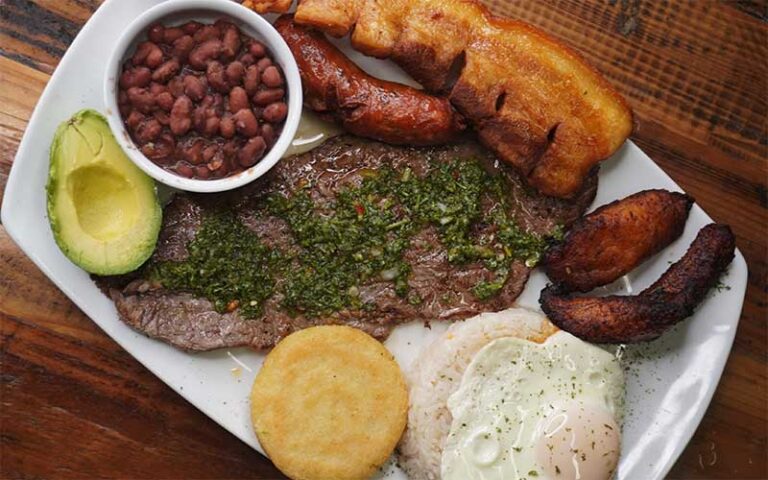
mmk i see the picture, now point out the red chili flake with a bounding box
[226,299,240,312]
[354,203,365,216]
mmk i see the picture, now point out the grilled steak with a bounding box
[98,136,596,351]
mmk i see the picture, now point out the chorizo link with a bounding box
[274,15,466,145]
[540,224,736,343]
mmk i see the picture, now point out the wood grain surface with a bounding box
[1,0,766,479]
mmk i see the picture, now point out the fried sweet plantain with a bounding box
[543,189,693,292]
[249,0,634,198]
[540,224,736,343]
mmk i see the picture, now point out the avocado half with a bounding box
[46,109,162,275]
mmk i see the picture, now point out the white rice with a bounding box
[397,308,558,480]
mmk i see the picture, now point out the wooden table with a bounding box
[1,0,766,478]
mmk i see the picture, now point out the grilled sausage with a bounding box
[274,15,466,145]
[543,189,693,292]
[540,224,736,343]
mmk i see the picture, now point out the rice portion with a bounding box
[396,308,558,480]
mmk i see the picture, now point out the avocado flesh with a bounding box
[47,109,161,275]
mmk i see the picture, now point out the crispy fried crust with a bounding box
[241,0,292,14]
[540,224,736,343]
[274,15,466,145]
[544,189,693,292]
[249,0,634,198]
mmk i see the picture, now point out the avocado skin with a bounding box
[47,109,162,275]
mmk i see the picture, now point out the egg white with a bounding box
[441,331,625,480]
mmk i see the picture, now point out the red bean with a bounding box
[226,61,245,85]
[193,106,208,133]
[249,41,266,58]
[222,26,241,59]
[119,67,151,89]
[239,53,255,66]
[261,66,283,88]
[172,35,195,61]
[154,110,170,125]
[203,116,220,137]
[262,101,288,123]
[239,136,267,167]
[120,20,286,180]
[195,165,211,179]
[229,86,250,113]
[181,21,203,35]
[233,109,259,136]
[141,133,175,161]
[183,75,205,101]
[167,76,184,97]
[182,140,205,164]
[203,144,218,162]
[252,88,284,106]
[194,25,220,43]
[131,42,157,66]
[149,82,165,95]
[170,95,193,135]
[163,27,185,43]
[156,92,175,111]
[244,65,260,95]
[126,110,145,130]
[152,58,180,83]
[256,57,272,72]
[176,163,194,178]
[219,117,236,138]
[206,61,229,92]
[154,134,176,160]
[260,123,275,145]
[141,144,159,160]
[131,42,163,68]
[148,24,165,43]
[145,45,164,69]
[134,118,162,143]
[127,87,155,113]
[209,93,225,112]
[223,141,239,158]
[189,40,223,70]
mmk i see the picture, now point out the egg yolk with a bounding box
[535,403,620,480]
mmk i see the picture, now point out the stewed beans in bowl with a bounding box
[118,18,289,180]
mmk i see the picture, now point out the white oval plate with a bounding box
[1,1,748,479]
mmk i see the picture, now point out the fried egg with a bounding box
[441,330,625,480]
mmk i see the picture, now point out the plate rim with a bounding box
[0,0,750,478]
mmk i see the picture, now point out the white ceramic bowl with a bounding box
[103,0,302,193]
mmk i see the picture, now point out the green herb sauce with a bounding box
[151,158,559,318]
[150,211,282,318]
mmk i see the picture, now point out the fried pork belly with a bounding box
[540,224,736,343]
[253,0,634,198]
[241,0,292,13]
[544,190,693,292]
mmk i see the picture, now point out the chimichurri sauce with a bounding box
[151,158,560,318]
[150,212,282,318]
